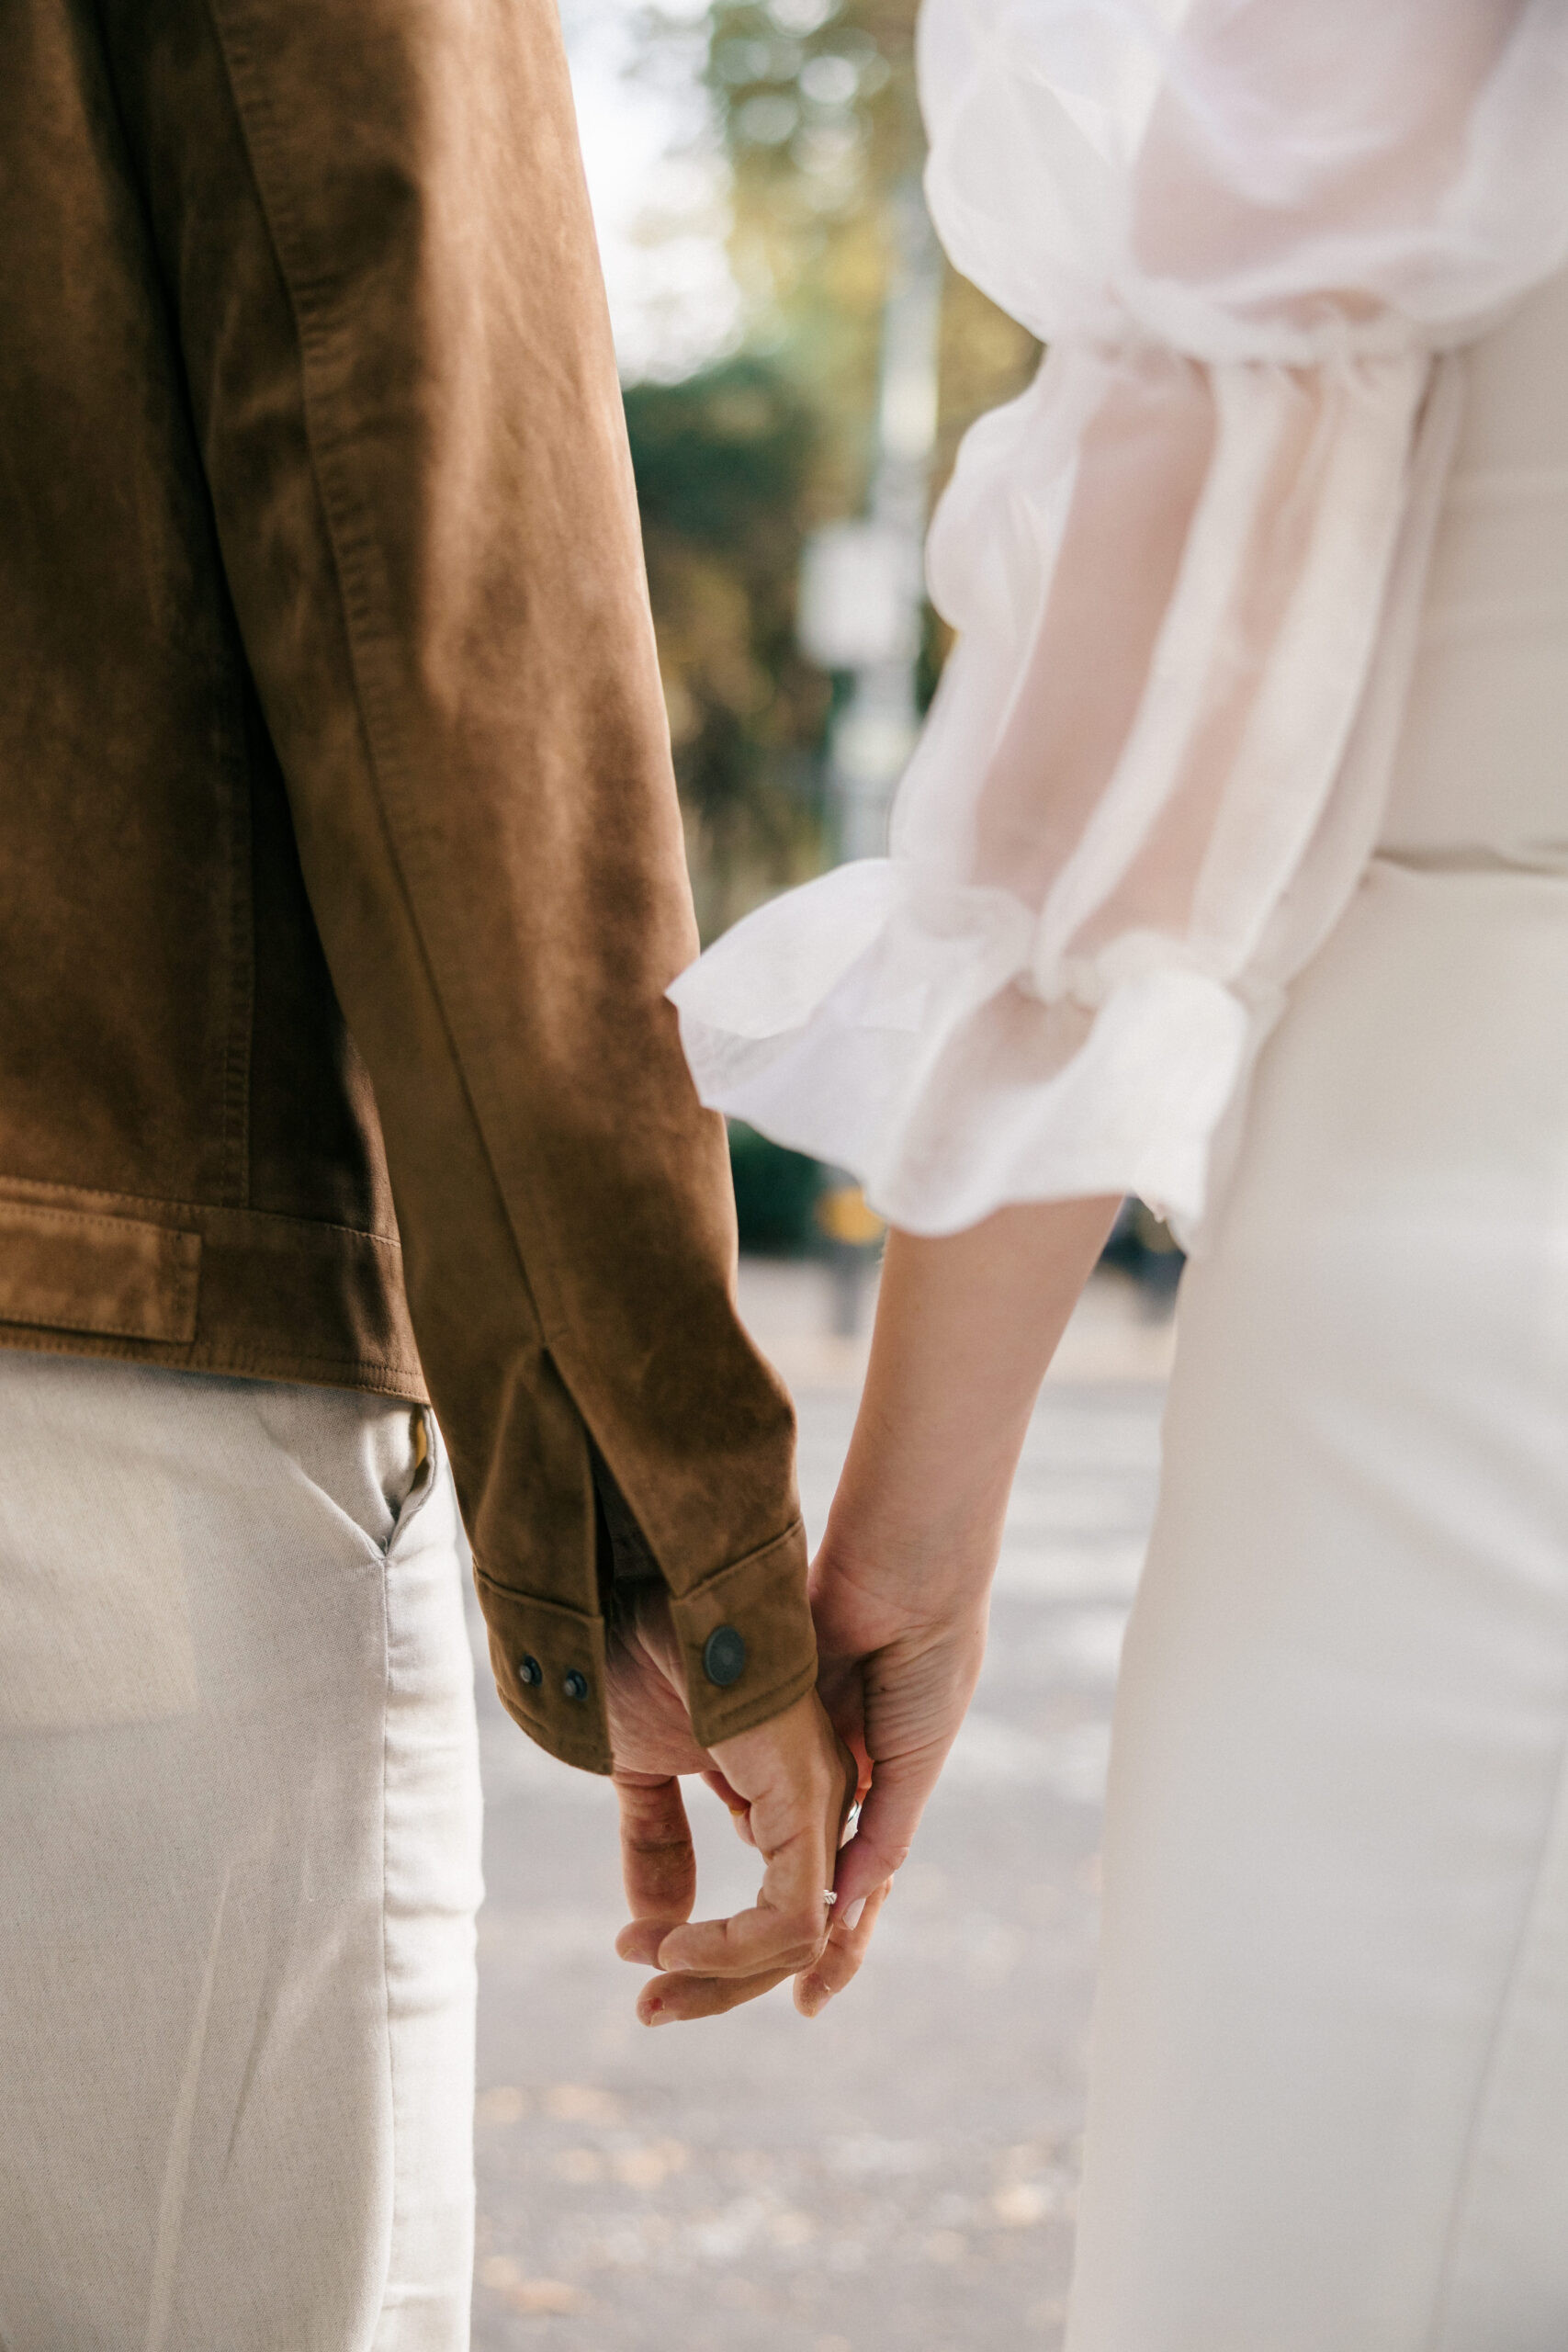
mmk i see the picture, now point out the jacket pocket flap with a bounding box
[0,1199,200,1343]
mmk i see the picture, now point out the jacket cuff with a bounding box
[668,1519,818,1750]
[473,1574,614,1775]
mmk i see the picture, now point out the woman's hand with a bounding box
[604,1578,861,2023]
[795,1199,1121,2012]
[804,1527,992,1955]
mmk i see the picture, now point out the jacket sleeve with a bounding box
[97,0,817,1771]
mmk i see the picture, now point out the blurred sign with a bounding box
[797,521,921,671]
[816,1179,886,1249]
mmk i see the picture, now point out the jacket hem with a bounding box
[0,1174,423,1399]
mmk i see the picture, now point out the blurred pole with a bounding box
[836,175,942,859]
[797,175,942,863]
[794,176,940,1334]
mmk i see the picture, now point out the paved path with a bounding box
[469,1264,1173,2351]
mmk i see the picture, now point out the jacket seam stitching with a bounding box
[473,1522,809,1618]
[675,1517,807,1595]
[198,3,560,1342]
[0,1328,419,1380]
[197,0,739,1611]
[0,1172,405,1249]
[217,676,255,1209]
[0,1203,200,1243]
[197,4,617,1623]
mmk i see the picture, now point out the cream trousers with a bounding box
[1067,866,1568,2350]
[0,1352,483,2351]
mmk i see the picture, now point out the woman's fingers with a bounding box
[830,1741,950,1912]
[613,1771,696,1965]
[795,1875,893,2017]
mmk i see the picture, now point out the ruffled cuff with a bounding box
[669,858,1254,1241]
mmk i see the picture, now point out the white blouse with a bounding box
[670,0,1568,1242]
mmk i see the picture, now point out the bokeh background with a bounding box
[465,12,1179,2347]
[573,0,1039,939]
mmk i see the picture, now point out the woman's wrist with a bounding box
[811,1500,1003,1643]
[811,1198,1118,1635]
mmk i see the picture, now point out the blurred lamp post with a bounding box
[795,176,942,1329]
[796,175,942,863]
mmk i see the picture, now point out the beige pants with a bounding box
[0,1352,483,2351]
[1067,868,1568,2350]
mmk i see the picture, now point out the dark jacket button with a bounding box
[562,1668,589,1702]
[519,1654,543,1689]
[703,1626,747,1688]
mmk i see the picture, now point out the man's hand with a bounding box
[604,1582,861,2023]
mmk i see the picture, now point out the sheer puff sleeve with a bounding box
[670,0,1568,1242]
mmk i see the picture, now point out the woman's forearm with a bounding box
[824,1197,1121,1600]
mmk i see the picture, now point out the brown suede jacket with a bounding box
[0,0,816,1772]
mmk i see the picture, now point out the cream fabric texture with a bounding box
[0,1354,484,2352]
[671,0,1568,1240]
[1068,859,1568,2352]
[1062,253,1568,2352]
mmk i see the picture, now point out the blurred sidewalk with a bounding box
[737,1254,1175,1398]
[469,1261,1175,2352]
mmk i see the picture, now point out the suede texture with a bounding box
[0,0,813,1768]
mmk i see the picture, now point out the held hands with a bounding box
[607,1204,1116,2026]
[604,1540,987,2026]
[605,1580,879,2023]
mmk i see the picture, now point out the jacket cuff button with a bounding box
[703,1626,747,1689]
[562,1668,590,1702]
[519,1654,543,1689]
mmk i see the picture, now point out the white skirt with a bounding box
[0,1355,483,2352]
[1067,856,1568,2352]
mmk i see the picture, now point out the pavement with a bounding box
[468,1260,1175,2352]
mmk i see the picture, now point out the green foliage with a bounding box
[727,1120,823,1252]
[624,358,830,938]
[626,359,812,546]
[625,3,1039,932]
[706,0,920,518]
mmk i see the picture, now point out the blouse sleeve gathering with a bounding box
[669,0,1568,1243]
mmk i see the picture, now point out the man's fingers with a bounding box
[643,1756,855,1980]
[654,1770,838,1979]
[637,1963,795,2026]
[653,1883,831,1981]
[614,1772,696,1939]
[795,1876,893,2018]
[616,1919,670,1966]
[830,1745,947,1911]
[626,1694,859,1989]
[654,1692,843,1979]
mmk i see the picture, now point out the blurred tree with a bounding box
[626,0,1041,933]
[624,357,829,939]
[706,0,1039,530]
